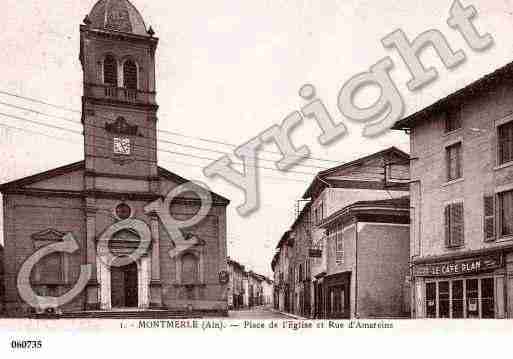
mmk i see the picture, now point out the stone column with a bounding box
[85,204,99,311]
[139,255,151,309]
[149,214,162,308]
[97,257,111,310]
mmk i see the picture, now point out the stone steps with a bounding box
[32,309,203,320]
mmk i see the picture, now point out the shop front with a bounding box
[412,252,506,319]
[322,272,351,319]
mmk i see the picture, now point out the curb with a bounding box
[270,308,308,320]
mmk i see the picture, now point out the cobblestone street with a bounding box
[228,307,291,319]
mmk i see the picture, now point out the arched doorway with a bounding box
[111,261,138,308]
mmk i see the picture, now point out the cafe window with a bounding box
[498,121,513,165]
[499,190,513,237]
[438,281,450,318]
[446,142,462,181]
[425,282,437,318]
[425,277,495,319]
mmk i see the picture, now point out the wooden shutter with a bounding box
[103,55,117,86]
[452,203,464,246]
[456,144,462,179]
[444,205,451,247]
[483,195,495,241]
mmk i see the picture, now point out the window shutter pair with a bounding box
[444,203,464,247]
[483,195,495,241]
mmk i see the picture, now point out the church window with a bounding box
[115,203,132,220]
[34,252,64,284]
[103,54,118,86]
[123,60,138,89]
[181,253,199,284]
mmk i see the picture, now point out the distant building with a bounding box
[393,61,513,319]
[227,258,245,310]
[247,271,264,307]
[261,277,273,307]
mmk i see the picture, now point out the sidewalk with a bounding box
[269,308,308,320]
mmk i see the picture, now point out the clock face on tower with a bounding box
[113,137,131,155]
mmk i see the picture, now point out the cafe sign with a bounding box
[413,254,503,277]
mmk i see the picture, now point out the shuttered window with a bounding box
[103,55,118,86]
[446,142,462,181]
[498,121,513,165]
[444,108,462,133]
[499,190,513,236]
[444,202,464,247]
[483,195,495,241]
[123,60,138,89]
[335,225,344,264]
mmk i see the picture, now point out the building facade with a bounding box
[271,147,411,318]
[273,231,293,312]
[289,203,312,317]
[227,258,245,310]
[247,271,264,307]
[0,0,230,317]
[318,198,411,319]
[304,147,410,318]
[394,62,513,319]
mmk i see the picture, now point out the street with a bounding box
[228,307,292,319]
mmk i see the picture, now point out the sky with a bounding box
[1,0,513,277]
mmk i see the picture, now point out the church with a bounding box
[0,0,230,317]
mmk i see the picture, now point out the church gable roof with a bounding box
[0,161,85,193]
[158,166,230,205]
[0,161,229,205]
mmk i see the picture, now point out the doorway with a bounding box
[111,262,138,308]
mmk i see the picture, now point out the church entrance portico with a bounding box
[97,254,151,311]
[96,225,152,311]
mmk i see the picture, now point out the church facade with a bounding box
[0,0,230,317]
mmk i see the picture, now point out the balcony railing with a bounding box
[86,83,156,105]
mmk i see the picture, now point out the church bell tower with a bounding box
[80,0,159,194]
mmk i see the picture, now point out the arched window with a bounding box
[123,60,138,90]
[103,55,118,86]
[181,253,199,284]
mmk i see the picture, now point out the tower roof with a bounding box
[88,0,148,36]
